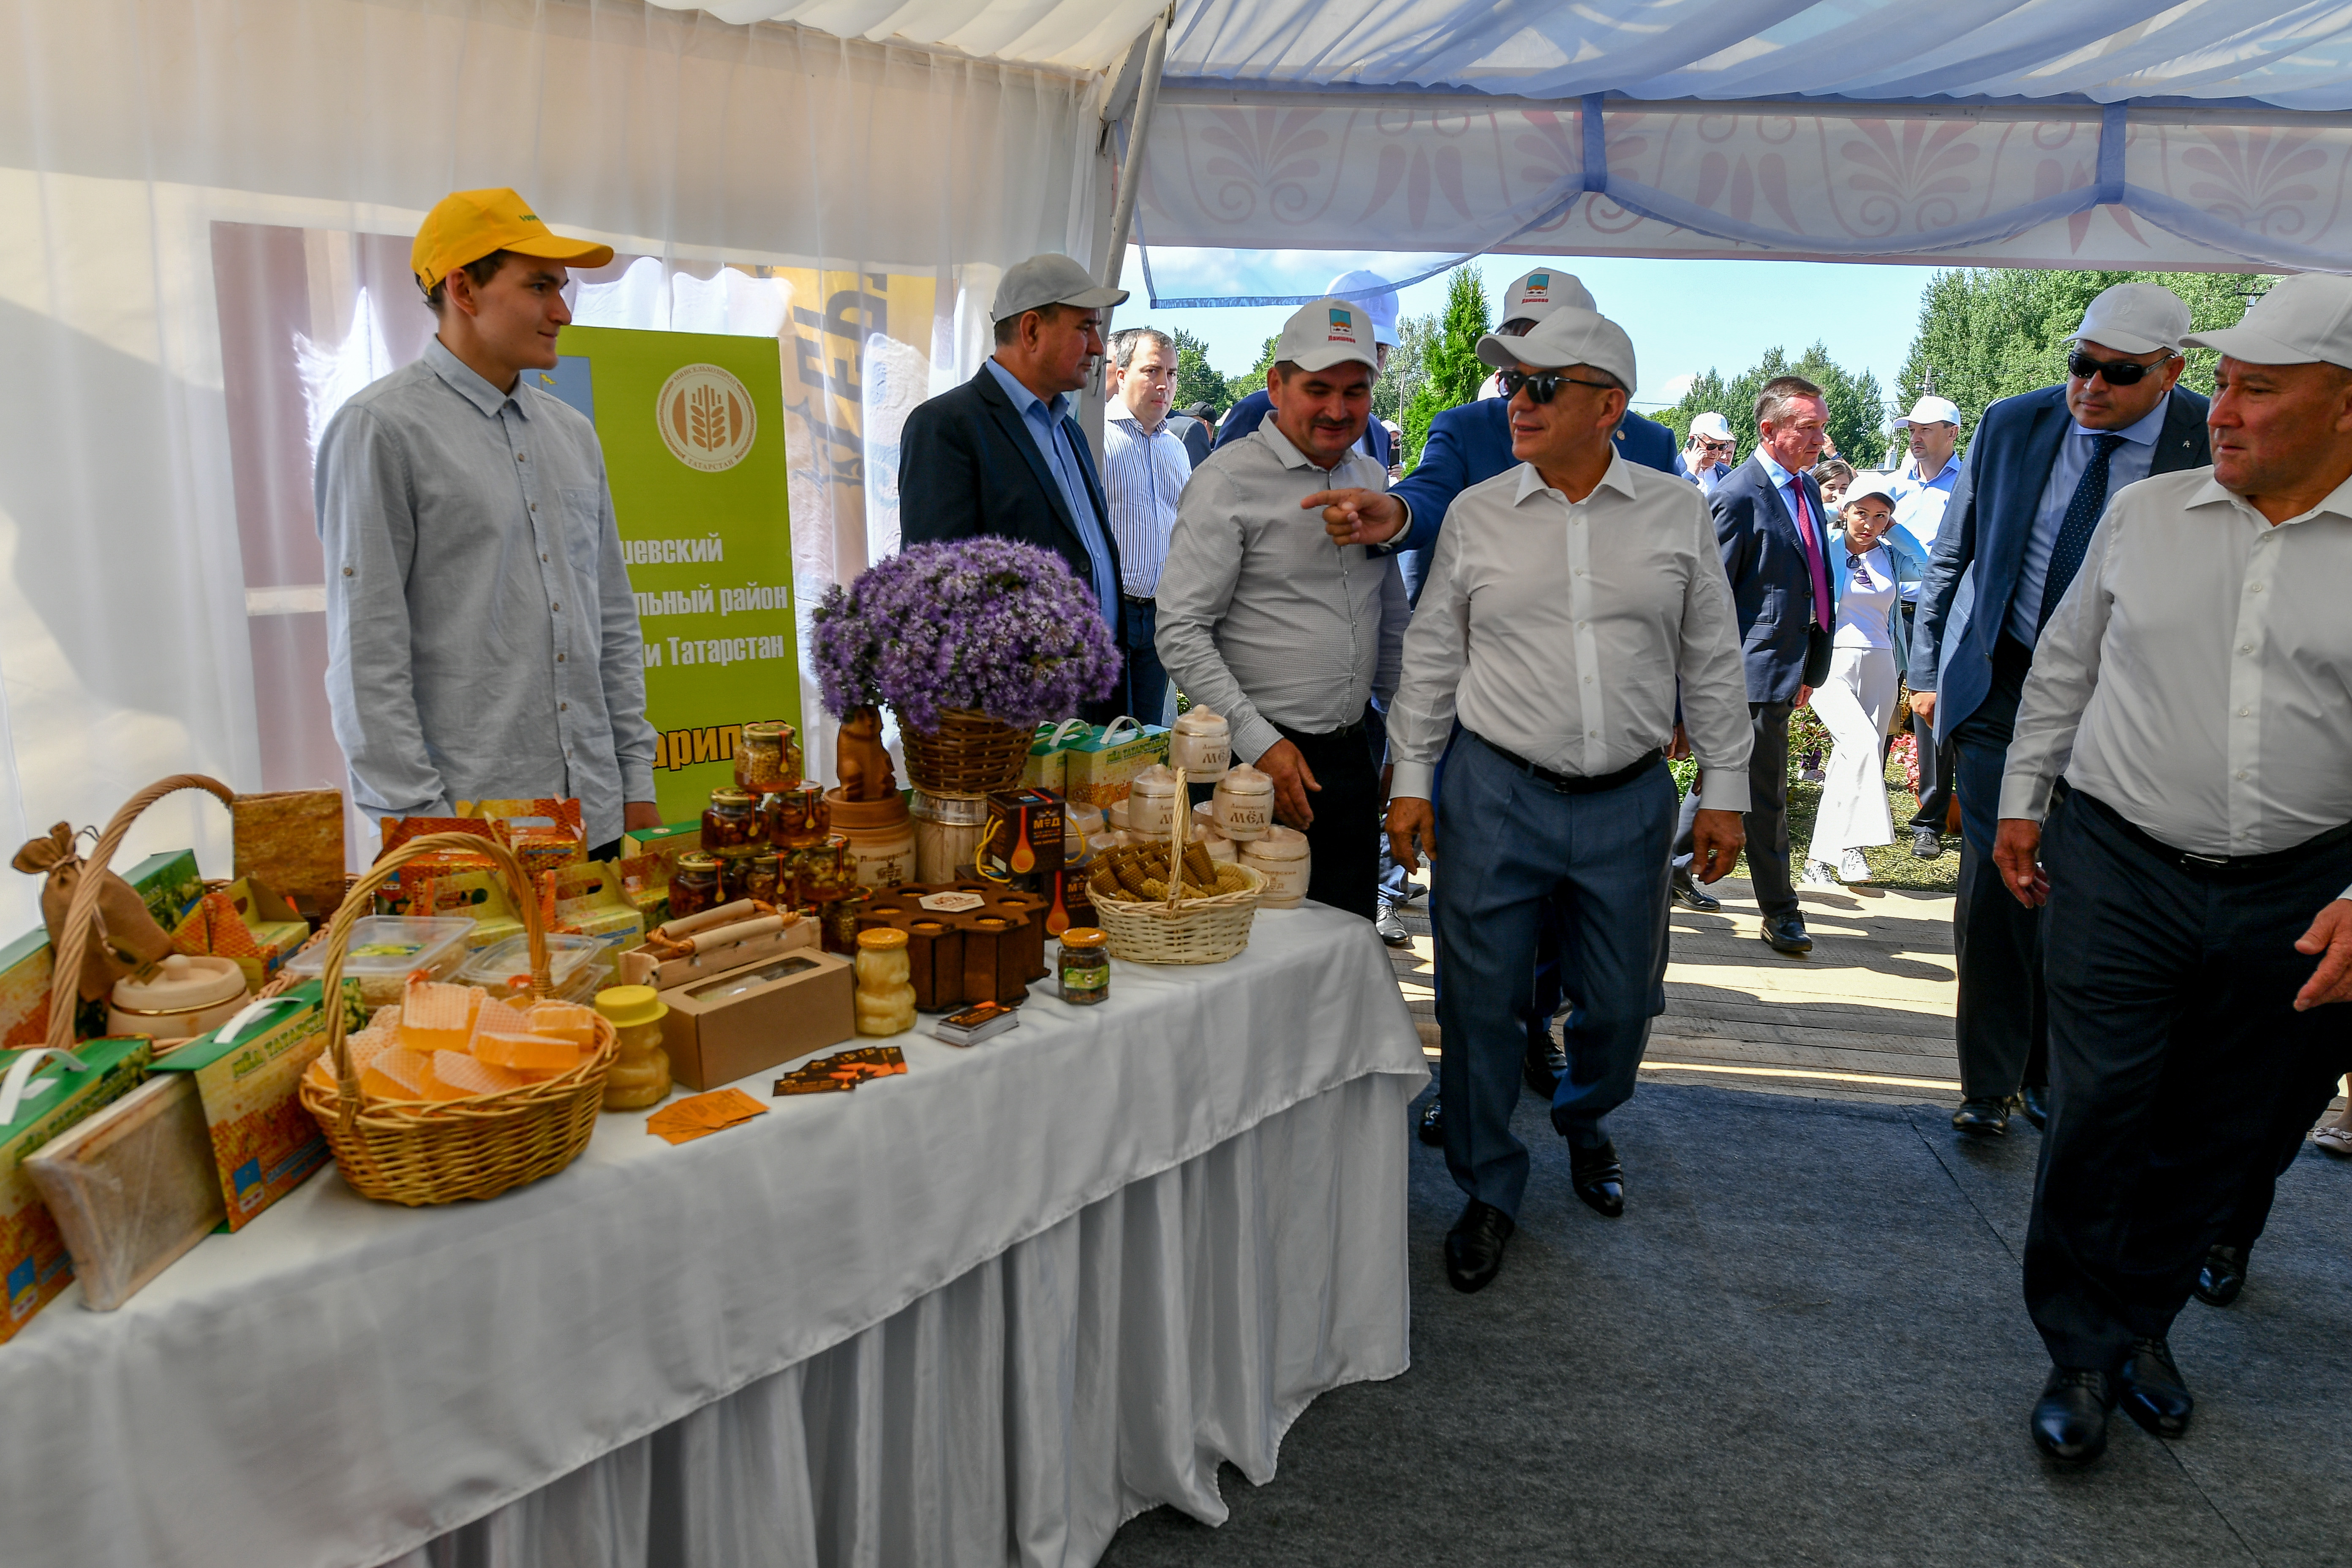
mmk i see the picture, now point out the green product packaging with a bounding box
[0,1037,154,1342]
[1059,716,1173,810]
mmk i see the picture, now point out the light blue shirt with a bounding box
[315,338,656,847]
[2005,397,2169,647]
[1889,450,1961,557]
[1103,411,1192,597]
[983,358,1119,628]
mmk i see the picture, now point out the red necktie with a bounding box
[1790,480,1831,629]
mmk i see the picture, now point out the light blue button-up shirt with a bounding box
[315,337,656,847]
[1889,450,1961,556]
[1103,411,1192,597]
[982,358,1119,627]
[2004,396,2169,648]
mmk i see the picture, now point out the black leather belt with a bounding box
[2065,785,2352,881]
[1277,719,1367,744]
[1473,732,1664,795]
[1122,593,1154,607]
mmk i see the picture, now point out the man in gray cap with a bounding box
[1385,305,1750,1293]
[1990,272,2352,1467]
[900,254,1130,718]
[1912,282,2211,1141]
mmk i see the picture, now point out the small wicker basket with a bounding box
[1088,767,1265,965]
[294,832,616,1206]
[897,707,1033,797]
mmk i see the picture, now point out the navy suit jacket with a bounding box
[1213,388,1393,468]
[898,365,1126,650]
[1711,455,1836,704]
[1913,384,2209,740]
[1386,398,1678,555]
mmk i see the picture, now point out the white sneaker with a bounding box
[1838,849,1872,883]
[1801,858,1843,888]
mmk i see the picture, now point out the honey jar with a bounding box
[668,852,723,920]
[854,928,916,1036]
[1057,928,1109,1005]
[1169,707,1233,781]
[737,720,803,792]
[742,851,781,906]
[596,985,672,1110]
[702,787,767,855]
[761,781,830,847]
[1213,765,1275,841]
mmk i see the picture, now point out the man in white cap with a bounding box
[1912,282,2211,1142]
[1214,269,1398,470]
[1385,305,1750,1293]
[1884,391,1969,859]
[901,253,1131,719]
[1155,298,1406,921]
[1987,272,2352,1467]
[1677,411,1736,493]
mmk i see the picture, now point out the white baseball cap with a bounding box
[1840,473,1900,510]
[1276,297,1382,374]
[991,253,1128,321]
[2074,280,2192,357]
[1476,306,1636,397]
[1893,394,1962,428]
[2183,273,2352,371]
[1499,268,1597,327]
[1689,411,1734,442]
[1325,268,1399,346]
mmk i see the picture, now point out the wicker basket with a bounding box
[1088,766,1266,964]
[896,707,1033,797]
[294,832,617,1206]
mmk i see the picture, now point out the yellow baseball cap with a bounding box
[411,188,615,292]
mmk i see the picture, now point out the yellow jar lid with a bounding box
[1061,927,1108,948]
[596,984,669,1028]
[857,927,909,949]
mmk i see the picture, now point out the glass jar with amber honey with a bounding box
[702,787,767,855]
[738,720,801,792]
[743,850,781,906]
[786,833,852,907]
[760,781,830,847]
[670,852,722,920]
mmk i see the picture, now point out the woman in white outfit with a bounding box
[1804,477,1908,886]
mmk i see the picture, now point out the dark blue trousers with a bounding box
[1437,736,1676,1218]
[1949,634,2048,1100]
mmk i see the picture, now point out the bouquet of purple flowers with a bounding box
[808,537,1122,732]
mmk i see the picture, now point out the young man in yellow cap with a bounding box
[315,188,660,857]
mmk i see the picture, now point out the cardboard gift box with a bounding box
[168,877,310,989]
[539,860,646,983]
[616,819,704,927]
[1019,719,1092,793]
[231,789,346,918]
[657,949,856,1090]
[153,979,354,1228]
[0,1037,154,1343]
[377,865,528,953]
[461,798,585,878]
[1059,716,1171,810]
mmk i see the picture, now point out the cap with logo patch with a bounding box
[1275,297,1382,374]
[411,188,615,294]
[1500,268,1597,327]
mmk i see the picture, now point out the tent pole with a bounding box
[1103,4,1171,292]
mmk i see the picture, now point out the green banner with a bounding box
[539,327,800,822]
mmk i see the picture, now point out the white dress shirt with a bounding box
[1154,422,1399,766]
[2001,468,2352,899]
[1102,411,1192,597]
[1388,454,1754,810]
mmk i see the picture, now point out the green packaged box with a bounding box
[123,849,207,935]
[155,979,359,1229]
[1,1037,154,1342]
[1060,717,1171,810]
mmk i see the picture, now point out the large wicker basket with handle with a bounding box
[1088,767,1266,965]
[896,706,1034,797]
[294,832,617,1206]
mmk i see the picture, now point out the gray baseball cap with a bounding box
[991,253,1129,321]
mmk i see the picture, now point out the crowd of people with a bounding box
[896,254,2352,1472]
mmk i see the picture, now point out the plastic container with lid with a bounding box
[1126,764,1181,838]
[854,928,915,1036]
[107,955,252,1048]
[282,915,475,1008]
[1212,765,1275,841]
[1239,824,1311,908]
[1169,707,1233,781]
[595,985,672,1110]
[457,933,607,1000]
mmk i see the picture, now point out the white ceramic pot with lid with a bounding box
[1168,708,1233,781]
[1212,765,1276,841]
[107,955,252,1049]
[1126,764,1181,838]
[1239,825,1311,908]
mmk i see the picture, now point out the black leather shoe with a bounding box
[2119,1336,2193,1438]
[1417,1094,1445,1146]
[2031,1367,2116,1466]
[1569,1141,1625,1218]
[1670,873,1721,913]
[1523,1031,1566,1097]
[2194,1244,2247,1307]
[2020,1084,2050,1129]
[1761,912,1812,954]
[1911,825,1945,860]
[1952,1097,2015,1137]
[1445,1199,1514,1293]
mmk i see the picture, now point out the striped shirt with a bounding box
[1102,411,1193,597]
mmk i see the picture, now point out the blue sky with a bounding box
[1107,248,1941,414]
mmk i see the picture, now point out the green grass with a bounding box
[1674,743,1959,894]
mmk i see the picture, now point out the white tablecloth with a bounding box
[3,904,1426,1568]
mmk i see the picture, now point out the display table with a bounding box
[2,903,1426,1568]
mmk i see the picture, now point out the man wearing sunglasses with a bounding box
[1911,282,2210,1143]
[1677,411,1736,494]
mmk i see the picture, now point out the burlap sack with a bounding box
[11,825,176,1002]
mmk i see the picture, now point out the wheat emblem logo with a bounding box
[656,363,758,472]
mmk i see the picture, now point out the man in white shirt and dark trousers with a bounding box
[1386,308,1752,1293]
[1156,298,1406,920]
[1887,395,1965,858]
[1102,327,1193,724]
[1993,273,2352,1467]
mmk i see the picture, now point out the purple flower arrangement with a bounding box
[809,537,1122,732]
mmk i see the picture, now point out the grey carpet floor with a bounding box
[1100,1081,2352,1568]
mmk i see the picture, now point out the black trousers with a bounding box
[1948,634,2048,1100]
[1276,720,1381,921]
[1672,700,1796,919]
[2025,790,2352,1372]
[1900,606,1954,831]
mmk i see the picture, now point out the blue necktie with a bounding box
[2036,433,2126,633]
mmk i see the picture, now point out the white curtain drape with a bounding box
[0,0,1112,932]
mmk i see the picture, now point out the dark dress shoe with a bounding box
[1445,1199,1514,1293]
[2031,1367,2116,1465]
[1952,1097,2015,1137]
[1911,825,1945,859]
[1569,1141,1625,1218]
[2119,1336,2193,1437]
[1417,1095,1445,1147]
[1523,1031,1566,1097]
[1760,912,1812,954]
[2194,1244,2247,1307]
[1670,873,1721,913]
[2019,1084,2050,1129]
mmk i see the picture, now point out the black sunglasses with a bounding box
[1497,368,1618,404]
[2068,349,2175,386]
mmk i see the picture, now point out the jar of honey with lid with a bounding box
[669,852,723,920]
[702,787,766,855]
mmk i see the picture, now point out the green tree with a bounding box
[1168,327,1227,415]
[1373,312,1430,426]
[1654,343,1885,470]
[1402,265,1490,468]
[1225,333,1280,410]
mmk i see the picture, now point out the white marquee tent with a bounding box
[8,0,2352,926]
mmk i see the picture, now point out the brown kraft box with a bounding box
[656,949,857,1091]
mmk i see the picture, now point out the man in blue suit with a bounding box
[1218,269,1399,470]
[1910,282,2210,1138]
[1667,375,1839,956]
